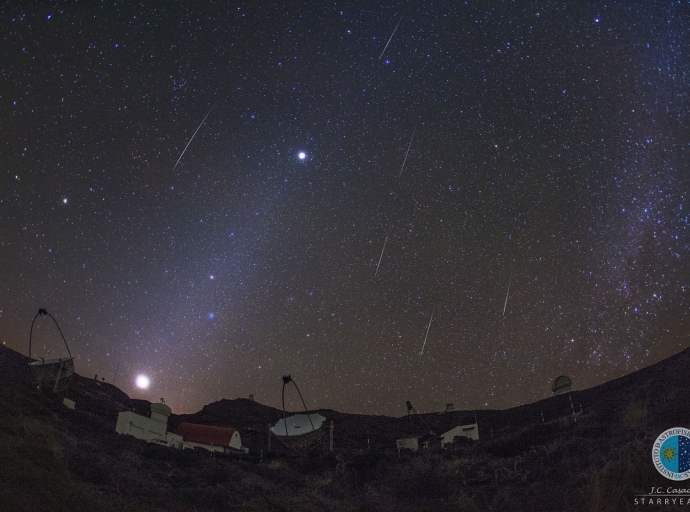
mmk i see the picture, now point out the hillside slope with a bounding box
[1,343,689,511]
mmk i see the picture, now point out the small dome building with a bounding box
[552,375,572,396]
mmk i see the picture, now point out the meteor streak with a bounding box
[374,229,390,277]
[172,103,216,172]
[419,305,435,356]
[503,273,512,316]
[398,122,418,178]
[379,16,403,60]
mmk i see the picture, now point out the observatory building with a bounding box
[552,375,572,396]
[115,401,184,448]
[440,422,479,447]
[115,401,246,453]
[177,423,245,453]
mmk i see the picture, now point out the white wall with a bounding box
[396,437,419,451]
[182,440,225,453]
[116,411,171,444]
[229,431,242,451]
[440,423,479,447]
[181,431,242,453]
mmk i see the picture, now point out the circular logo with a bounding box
[652,428,690,480]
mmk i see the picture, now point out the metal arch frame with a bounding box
[281,374,315,436]
[406,399,436,436]
[29,308,73,361]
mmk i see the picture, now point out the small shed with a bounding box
[396,437,420,452]
[177,422,244,453]
[440,422,479,447]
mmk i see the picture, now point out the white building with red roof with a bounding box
[115,401,247,453]
[176,422,245,453]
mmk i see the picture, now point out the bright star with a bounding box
[298,152,306,160]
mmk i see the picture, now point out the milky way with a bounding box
[0,2,687,415]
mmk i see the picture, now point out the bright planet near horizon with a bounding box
[135,375,150,389]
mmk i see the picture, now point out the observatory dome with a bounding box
[150,402,172,424]
[552,375,572,395]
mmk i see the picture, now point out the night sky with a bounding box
[1,2,688,416]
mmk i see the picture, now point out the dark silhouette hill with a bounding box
[173,344,690,455]
[1,342,690,511]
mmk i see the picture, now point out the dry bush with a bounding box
[0,414,110,511]
[583,432,658,512]
[381,453,454,500]
[624,402,648,428]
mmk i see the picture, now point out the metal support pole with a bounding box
[329,421,334,452]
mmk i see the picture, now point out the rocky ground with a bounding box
[1,343,689,511]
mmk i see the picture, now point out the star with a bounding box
[0,1,686,418]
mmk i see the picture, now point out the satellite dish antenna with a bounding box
[552,375,572,396]
[28,309,75,392]
[281,375,314,435]
[270,375,326,453]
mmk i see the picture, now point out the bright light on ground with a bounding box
[135,375,150,389]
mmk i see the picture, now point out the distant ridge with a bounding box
[2,342,690,511]
[2,343,690,451]
[168,345,690,453]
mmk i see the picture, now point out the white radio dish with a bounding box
[270,413,326,437]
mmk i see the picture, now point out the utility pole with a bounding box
[112,361,121,386]
[329,421,334,452]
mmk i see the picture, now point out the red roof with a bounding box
[177,423,239,447]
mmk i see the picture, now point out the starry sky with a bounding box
[1,1,688,416]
